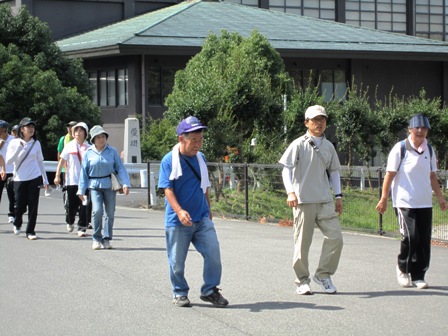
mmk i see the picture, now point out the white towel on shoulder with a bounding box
[169,143,211,194]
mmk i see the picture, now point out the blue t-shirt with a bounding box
[158,151,210,227]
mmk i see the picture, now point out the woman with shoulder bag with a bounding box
[5,118,49,240]
[77,125,130,250]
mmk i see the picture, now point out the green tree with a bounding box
[334,80,372,176]
[164,29,293,163]
[0,4,100,159]
[374,89,408,163]
[283,72,326,144]
[141,117,178,161]
[405,89,448,173]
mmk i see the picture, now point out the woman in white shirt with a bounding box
[5,117,49,240]
[54,122,90,237]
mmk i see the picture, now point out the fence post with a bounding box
[147,161,151,209]
[378,168,385,235]
[245,163,249,220]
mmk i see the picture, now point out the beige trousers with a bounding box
[292,202,343,285]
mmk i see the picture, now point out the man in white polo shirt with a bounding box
[279,105,343,295]
[376,114,447,289]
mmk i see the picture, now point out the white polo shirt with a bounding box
[387,137,437,208]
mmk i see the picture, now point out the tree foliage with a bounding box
[141,117,178,161]
[164,30,293,163]
[0,4,100,159]
[335,80,373,170]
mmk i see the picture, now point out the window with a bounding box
[288,69,346,102]
[90,68,128,107]
[416,0,445,40]
[269,0,335,21]
[118,69,128,106]
[147,67,180,106]
[89,72,98,104]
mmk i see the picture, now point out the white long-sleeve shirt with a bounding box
[5,138,48,184]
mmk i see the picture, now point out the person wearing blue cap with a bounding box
[376,113,447,289]
[158,116,229,308]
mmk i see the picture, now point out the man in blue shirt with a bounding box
[158,116,228,308]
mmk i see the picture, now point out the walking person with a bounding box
[57,121,77,186]
[77,125,130,250]
[279,105,343,295]
[10,124,19,138]
[0,120,16,223]
[5,117,49,240]
[376,114,447,289]
[54,122,91,237]
[158,116,229,308]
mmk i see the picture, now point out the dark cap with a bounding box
[176,116,207,136]
[19,117,36,127]
[408,114,430,129]
[0,120,8,129]
[66,121,77,127]
[11,124,19,131]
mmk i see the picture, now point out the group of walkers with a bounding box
[156,110,446,309]
[1,110,446,310]
[0,118,130,249]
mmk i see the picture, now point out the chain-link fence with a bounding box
[147,162,448,242]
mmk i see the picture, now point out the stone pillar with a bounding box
[123,117,141,163]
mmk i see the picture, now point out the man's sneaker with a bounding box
[77,231,87,237]
[13,227,21,235]
[173,296,191,307]
[296,283,312,295]
[313,276,337,294]
[27,234,38,240]
[412,280,429,289]
[396,265,412,287]
[8,216,14,223]
[67,224,74,232]
[102,240,112,249]
[200,288,229,308]
[92,241,103,250]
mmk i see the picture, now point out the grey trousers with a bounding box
[292,201,343,285]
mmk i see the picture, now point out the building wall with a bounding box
[84,55,140,151]
[11,0,180,39]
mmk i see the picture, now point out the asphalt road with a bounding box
[1,188,447,335]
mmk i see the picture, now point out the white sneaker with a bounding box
[92,241,103,250]
[101,240,112,249]
[13,227,21,235]
[313,276,337,294]
[8,216,15,223]
[77,231,86,237]
[27,234,38,240]
[412,280,429,289]
[396,266,412,287]
[67,224,74,232]
[296,283,312,295]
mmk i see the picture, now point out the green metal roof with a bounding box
[57,0,448,60]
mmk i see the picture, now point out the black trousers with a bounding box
[0,173,15,217]
[65,185,91,230]
[13,176,42,235]
[396,207,432,281]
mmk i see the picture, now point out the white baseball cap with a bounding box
[305,105,327,120]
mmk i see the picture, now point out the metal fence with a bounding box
[147,161,448,242]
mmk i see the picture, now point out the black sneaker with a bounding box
[173,296,191,307]
[200,288,229,308]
